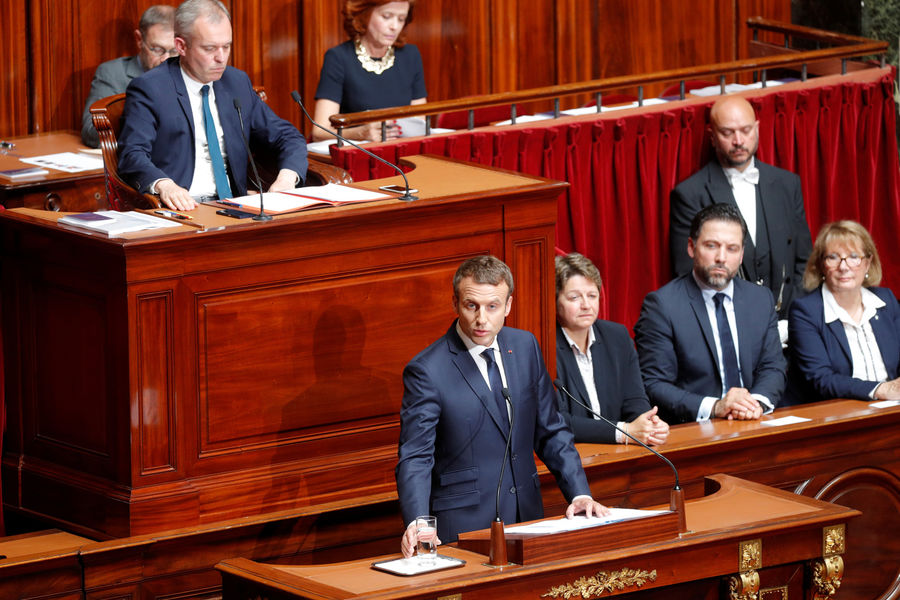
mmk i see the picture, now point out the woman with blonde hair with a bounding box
[312,0,426,142]
[787,220,900,404]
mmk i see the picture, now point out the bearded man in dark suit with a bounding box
[669,95,812,339]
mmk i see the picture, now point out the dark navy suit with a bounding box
[786,286,900,404]
[669,160,812,319]
[634,274,786,424]
[396,323,590,543]
[118,58,307,196]
[555,321,652,443]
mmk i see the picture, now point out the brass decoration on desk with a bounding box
[726,570,761,600]
[822,524,845,556]
[759,585,788,600]
[542,567,657,598]
[739,538,762,571]
[811,556,844,600]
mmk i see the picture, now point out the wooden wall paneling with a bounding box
[299,0,344,138]
[231,0,303,131]
[0,0,31,138]
[593,0,737,98]
[409,0,493,101]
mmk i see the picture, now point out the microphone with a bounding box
[490,387,514,567]
[233,98,272,222]
[290,90,418,202]
[553,379,686,533]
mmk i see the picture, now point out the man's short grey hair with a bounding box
[139,5,175,35]
[175,0,230,41]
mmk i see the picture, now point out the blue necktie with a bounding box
[200,85,232,200]
[481,348,509,428]
[713,293,741,392]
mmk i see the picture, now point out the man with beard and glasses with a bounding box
[634,204,786,424]
[669,96,812,342]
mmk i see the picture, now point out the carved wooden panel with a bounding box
[812,468,900,600]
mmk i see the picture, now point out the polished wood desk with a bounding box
[0,401,894,600]
[0,131,106,211]
[217,475,858,600]
[0,155,565,539]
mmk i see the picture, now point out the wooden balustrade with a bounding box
[328,18,889,140]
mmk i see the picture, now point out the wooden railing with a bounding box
[328,17,889,141]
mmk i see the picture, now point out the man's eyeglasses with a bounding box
[143,41,179,57]
[823,253,867,268]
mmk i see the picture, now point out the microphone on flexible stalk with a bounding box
[232,97,271,221]
[488,387,515,567]
[289,90,418,201]
[553,379,686,533]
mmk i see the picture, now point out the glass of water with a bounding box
[415,515,437,561]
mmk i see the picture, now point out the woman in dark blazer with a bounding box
[555,253,669,445]
[787,220,900,404]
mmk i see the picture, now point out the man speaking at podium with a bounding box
[118,0,307,212]
[396,256,608,557]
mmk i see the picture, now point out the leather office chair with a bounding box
[90,88,350,211]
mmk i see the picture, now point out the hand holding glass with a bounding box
[415,515,437,560]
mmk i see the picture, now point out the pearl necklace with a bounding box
[355,39,395,75]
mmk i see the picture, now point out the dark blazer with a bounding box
[555,321,652,443]
[81,55,145,148]
[669,159,812,319]
[786,286,900,404]
[395,323,590,543]
[118,58,307,196]
[634,273,786,424]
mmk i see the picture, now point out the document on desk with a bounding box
[760,415,812,427]
[21,151,103,173]
[221,184,392,215]
[58,210,181,237]
[504,508,668,535]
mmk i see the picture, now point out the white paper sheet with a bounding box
[504,509,667,535]
[21,152,103,173]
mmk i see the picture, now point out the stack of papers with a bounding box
[58,210,181,237]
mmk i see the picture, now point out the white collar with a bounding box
[561,324,596,355]
[822,285,885,326]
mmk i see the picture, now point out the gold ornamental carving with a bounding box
[726,570,760,600]
[542,567,657,598]
[811,555,844,600]
[739,539,762,571]
[823,524,845,557]
[759,585,788,600]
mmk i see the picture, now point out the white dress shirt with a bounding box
[822,286,888,397]
[693,273,774,420]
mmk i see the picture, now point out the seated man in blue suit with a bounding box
[396,256,608,557]
[118,0,307,212]
[635,204,786,425]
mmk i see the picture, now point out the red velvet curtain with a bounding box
[330,69,900,330]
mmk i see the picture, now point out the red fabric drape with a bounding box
[330,70,900,330]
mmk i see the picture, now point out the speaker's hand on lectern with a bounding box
[565,496,610,520]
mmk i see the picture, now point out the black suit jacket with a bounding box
[395,323,590,542]
[634,274,786,424]
[669,159,812,319]
[555,321,652,443]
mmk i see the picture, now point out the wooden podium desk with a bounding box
[0,131,106,211]
[217,475,858,600]
[0,155,565,539]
